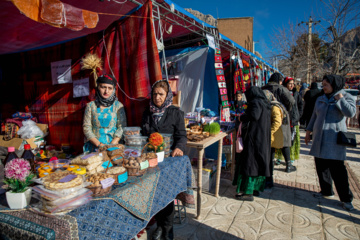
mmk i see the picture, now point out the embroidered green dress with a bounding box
[83,100,127,152]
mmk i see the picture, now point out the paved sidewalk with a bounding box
[141,128,360,240]
[171,128,360,240]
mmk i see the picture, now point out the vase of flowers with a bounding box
[148,132,165,163]
[3,158,35,209]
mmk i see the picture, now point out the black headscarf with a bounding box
[323,74,345,99]
[310,82,318,89]
[268,73,282,83]
[245,86,271,110]
[95,74,118,107]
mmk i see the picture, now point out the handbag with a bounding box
[337,131,357,148]
[236,122,244,153]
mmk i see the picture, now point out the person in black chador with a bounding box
[233,87,271,201]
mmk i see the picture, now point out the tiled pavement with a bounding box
[143,128,360,240]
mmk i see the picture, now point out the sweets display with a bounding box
[106,166,126,175]
[87,173,113,188]
[71,153,103,165]
[42,171,83,190]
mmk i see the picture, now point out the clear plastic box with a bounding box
[125,136,148,146]
[123,127,141,136]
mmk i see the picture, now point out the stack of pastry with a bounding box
[71,153,104,175]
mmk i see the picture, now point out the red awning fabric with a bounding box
[0,0,161,151]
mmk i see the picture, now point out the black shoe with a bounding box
[152,227,163,240]
[235,194,254,201]
[253,190,260,197]
[285,162,297,173]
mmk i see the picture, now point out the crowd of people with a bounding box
[232,73,356,212]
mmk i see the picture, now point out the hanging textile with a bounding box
[11,0,99,31]
[214,48,230,121]
[4,0,161,151]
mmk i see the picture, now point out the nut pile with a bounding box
[87,173,112,188]
[143,152,157,159]
[123,156,145,168]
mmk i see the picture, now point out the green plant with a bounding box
[203,124,210,133]
[209,122,220,135]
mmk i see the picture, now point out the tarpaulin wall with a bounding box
[163,46,219,115]
[0,1,161,151]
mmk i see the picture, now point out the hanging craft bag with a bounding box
[236,122,244,153]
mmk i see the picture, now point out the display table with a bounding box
[186,131,234,220]
[0,156,194,240]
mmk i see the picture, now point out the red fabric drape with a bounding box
[0,0,161,152]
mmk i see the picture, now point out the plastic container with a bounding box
[125,136,148,146]
[124,149,141,158]
[33,182,91,198]
[41,190,92,214]
[3,147,18,166]
[48,159,71,171]
[123,127,141,136]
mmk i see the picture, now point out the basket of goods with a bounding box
[123,154,148,176]
[111,155,124,166]
[86,173,114,196]
[99,144,125,161]
[105,166,128,184]
[143,152,158,168]
[71,153,104,175]
[143,132,165,163]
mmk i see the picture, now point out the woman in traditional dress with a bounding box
[83,74,127,152]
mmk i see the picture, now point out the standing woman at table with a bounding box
[83,74,127,152]
[233,86,271,201]
[141,79,187,240]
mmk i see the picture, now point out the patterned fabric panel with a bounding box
[97,167,160,220]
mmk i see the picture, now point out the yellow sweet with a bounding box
[39,172,52,178]
[72,167,86,175]
[67,165,79,171]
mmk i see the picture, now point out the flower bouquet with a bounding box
[3,158,35,209]
[143,133,165,163]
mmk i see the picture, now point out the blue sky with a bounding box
[171,0,323,61]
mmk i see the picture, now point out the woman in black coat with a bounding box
[303,82,322,127]
[233,86,271,201]
[141,80,187,240]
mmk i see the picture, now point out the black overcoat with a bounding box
[234,99,271,178]
[141,105,187,152]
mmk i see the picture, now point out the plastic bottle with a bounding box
[21,144,36,173]
[3,147,18,166]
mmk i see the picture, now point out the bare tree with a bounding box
[319,0,360,75]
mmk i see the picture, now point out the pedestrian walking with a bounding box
[233,87,271,201]
[305,75,356,211]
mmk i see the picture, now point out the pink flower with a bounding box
[4,158,32,180]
